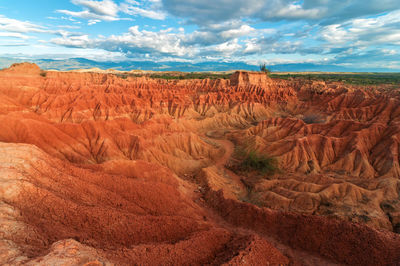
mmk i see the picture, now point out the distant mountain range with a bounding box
[0,57,395,72]
[0,57,259,72]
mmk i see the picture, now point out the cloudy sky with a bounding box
[0,0,400,70]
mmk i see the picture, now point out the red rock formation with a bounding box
[230,71,273,87]
[0,63,399,265]
[2,62,41,75]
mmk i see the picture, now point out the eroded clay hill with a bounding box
[0,63,400,265]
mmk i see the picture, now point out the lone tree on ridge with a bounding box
[259,63,270,75]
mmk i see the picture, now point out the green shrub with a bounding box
[241,151,278,174]
[302,113,324,124]
[40,71,47,77]
[259,63,270,75]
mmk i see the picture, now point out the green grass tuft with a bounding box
[240,150,279,175]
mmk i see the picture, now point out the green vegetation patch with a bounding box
[149,72,231,80]
[239,150,279,175]
[301,113,325,124]
[116,72,231,80]
[270,72,400,86]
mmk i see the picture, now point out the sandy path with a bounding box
[214,138,235,166]
[198,135,340,265]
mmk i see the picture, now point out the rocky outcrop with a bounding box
[2,62,41,75]
[230,71,273,87]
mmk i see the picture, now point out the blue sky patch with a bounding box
[0,0,399,71]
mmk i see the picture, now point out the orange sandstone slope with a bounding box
[0,63,399,265]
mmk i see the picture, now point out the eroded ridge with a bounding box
[0,63,399,265]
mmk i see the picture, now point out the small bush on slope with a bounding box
[240,150,279,175]
[259,63,270,75]
[302,113,325,124]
